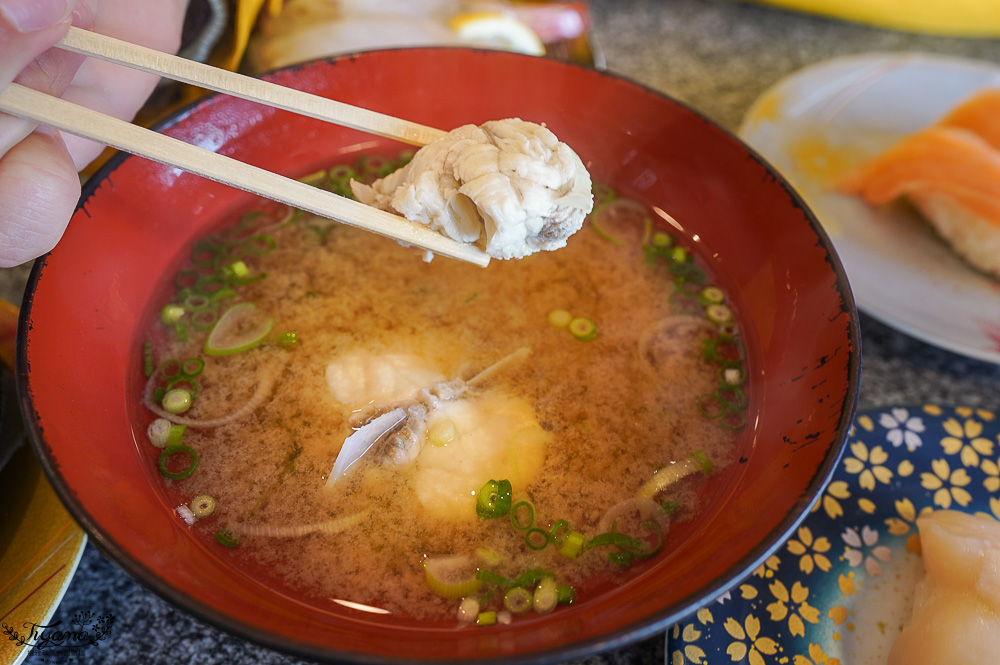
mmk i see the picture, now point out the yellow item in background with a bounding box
[749,0,1000,36]
[449,11,546,55]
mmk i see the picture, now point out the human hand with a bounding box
[0,0,189,267]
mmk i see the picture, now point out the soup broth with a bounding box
[139,153,750,622]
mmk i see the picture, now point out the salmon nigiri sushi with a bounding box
[835,90,1000,278]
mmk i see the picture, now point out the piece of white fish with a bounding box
[351,118,593,260]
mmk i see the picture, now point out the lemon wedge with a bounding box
[449,11,545,56]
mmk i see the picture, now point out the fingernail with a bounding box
[0,0,73,33]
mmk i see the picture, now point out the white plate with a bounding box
[738,52,1000,363]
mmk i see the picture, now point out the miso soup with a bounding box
[138,153,750,624]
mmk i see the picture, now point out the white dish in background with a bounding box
[738,52,1000,364]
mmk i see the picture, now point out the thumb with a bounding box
[0,0,76,87]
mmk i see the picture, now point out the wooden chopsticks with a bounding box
[0,28,488,267]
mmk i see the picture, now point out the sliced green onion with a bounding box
[476,479,513,519]
[165,423,187,448]
[697,393,725,418]
[608,551,632,566]
[143,342,154,377]
[423,555,482,599]
[532,577,558,614]
[690,450,713,473]
[525,527,551,550]
[190,309,218,332]
[215,528,240,548]
[584,529,645,553]
[475,569,512,588]
[559,531,586,559]
[589,198,649,246]
[547,309,573,328]
[181,358,205,378]
[428,419,457,447]
[651,231,672,248]
[706,304,733,324]
[147,418,172,448]
[166,377,200,399]
[476,611,497,627]
[474,547,501,568]
[173,321,189,343]
[162,388,192,414]
[158,358,181,379]
[158,445,198,480]
[503,588,533,615]
[161,303,185,325]
[720,365,745,386]
[568,317,598,341]
[722,410,747,430]
[548,519,571,545]
[190,494,216,519]
[510,500,535,530]
[636,451,713,499]
[556,584,575,605]
[719,385,748,409]
[662,500,682,514]
[224,260,249,280]
[510,568,554,589]
[204,303,274,357]
[278,331,299,348]
[698,287,725,305]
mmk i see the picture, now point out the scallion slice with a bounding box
[503,587,533,615]
[204,303,274,356]
[162,388,192,414]
[158,445,198,480]
[215,528,240,548]
[476,479,513,519]
[568,317,598,342]
[190,494,216,519]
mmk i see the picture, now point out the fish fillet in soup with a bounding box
[351,118,594,259]
[888,510,1000,664]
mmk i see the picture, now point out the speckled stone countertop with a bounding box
[4,1,1000,663]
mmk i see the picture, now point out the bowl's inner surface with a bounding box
[20,49,858,663]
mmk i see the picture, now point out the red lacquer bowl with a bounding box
[18,49,859,663]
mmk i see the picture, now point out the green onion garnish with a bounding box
[476,479,513,519]
[476,611,497,627]
[698,287,725,305]
[161,304,185,325]
[278,331,299,348]
[475,569,511,588]
[165,423,187,448]
[214,528,240,548]
[509,568,554,589]
[204,303,274,357]
[162,388,192,414]
[503,588,533,615]
[547,309,573,328]
[190,494,216,519]
[568,317,598,341]
[510,500,535,530]
[181,358,205,377]
[532,577,558,614]
[525,528,551,550]
[158,445,198,480]
[143,342,154,377]
[559,531,586,559]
